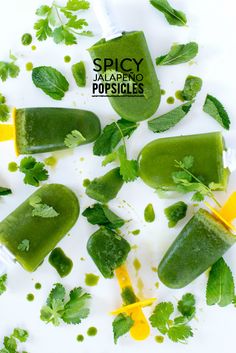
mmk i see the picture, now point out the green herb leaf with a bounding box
[0,187,12,196]
[167,324,193,343]
[82,203,125,229]
[148,102,192,133]
[0,94,10,122]
[93,119,138,156]
[34,18,53,41]
[65,0,90,11]
[0,274,7,295]
[53,26,77,45]
[17,239,30,252]
[164,201,187,228]
[64,130,86,148]
[156,42,198,66]
[72,61,86,87]
[117,145,138,182]
[150,0,187,26]
[62,287,91,324]
[182,76,202,101]
[30,196,59,218]
[144,203,155,223]
[112,313,134,344]
[19,156,49,187]
[177,293,196,319]
[12,328,29,342]
[0,60,20,82]
[149,302,174,334]
[203,94,230,130]
[32,66,69,100]
[206,257,235,307]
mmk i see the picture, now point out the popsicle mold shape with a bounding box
[0,107,101,155]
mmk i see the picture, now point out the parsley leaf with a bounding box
[34,1,92,45]
[17,239,30,252]
[164,201,187,228]
[156,42,198,66]
[64,130,86,148]
[82,203,125,229]
[182,76,203,101]
[93,119,138,156]
[32,66,69,100]
[40,283,91,326]
[203,94,230,130]
[150,294,195,343]
[150,0,187,26]
[148,102,192,133]
[0,274,7,295]
[30,196,59,218]
[177,293,196,319]
[19,157,49,187]
[112,313,134,344]
[206,257,235,307]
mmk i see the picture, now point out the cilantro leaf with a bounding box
[148,102,192,133]
[203,94,230,130]
[32,66,69,100]
[0,60,20,82]
[65,0,90,11]
[53,26,77,45]
[167,324,193,343]
[36,5,51,16]
[164,201,187,228]
[82,203,125,229]
[150,302,174,334]
[156,42,198,66]
[0,94,10,122]
[150,0,187,26]
[112,313,134,344]
[62,287,91,324]
[117,145,138,182]
[40,283,91,326]
[206,257,235,307]
[177,293,196,319]
[64,130,86,148]
[93,119,138,156]
[19,157,49,187]
[0,328,29,353]
[0,187,12,196]
[34,18,52,40]
[0,274,7,295]
[17,239,30,252]
[30,196,59,218]
[12,329,29,342]
[182,76,203,101]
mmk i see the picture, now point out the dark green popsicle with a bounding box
[158,209,236,288]
[15,107,101,154]
[0,184,79,272]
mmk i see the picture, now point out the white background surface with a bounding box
[0,0,236,352]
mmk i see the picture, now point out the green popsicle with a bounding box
[88,31,161,122]
[139,132,228,191]
[158,209,235,288]
[0,184,79,272]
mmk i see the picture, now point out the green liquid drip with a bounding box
[35,283,42,290]
[87,327,97,336]
[77,334,84,342]
[133,258,141,272]
[44,156,57,167]
[155,335,164,343]
[64,55,71,63]
[83,178,90,187]
[26,62,33,71]
[167,96,175,104]
[161,89,166,95]
[8,162,18,172]
[31,45,36,51]
[27,293,34,301]
[85,273,99,286]
[132,229,140,235]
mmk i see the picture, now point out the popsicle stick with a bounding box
[114,265,154,341]
[110,298,156,315]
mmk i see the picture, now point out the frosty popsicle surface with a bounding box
[0,184,79,272]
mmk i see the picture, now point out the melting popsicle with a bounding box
[0,184,79,272]
[0,107,101,155]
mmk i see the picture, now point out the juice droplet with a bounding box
[31,45,36,51]
[27,293,34,302]
[35,283,42,290]
[25,62,33,71]
[87,327,97,336]
[167,96,175,104]
[133,258,141,272]
[8,162,18,172]
[83,178,90,187]
[155,335,164,343]
[161,89,166,95]
[144,203,155,223]
[44,156,57,167]
[64,55,71,63]
[132,229,140,235]
[77,334,84,342]
[85,273,99,286]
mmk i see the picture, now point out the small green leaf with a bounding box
[144,203,155,223]
[17,239,30,252]
[12,328,29,342]
[34,18,52,41]
[156,42,198,66]
[72,61,86,87]
[150,0,187,26]
[149,302,174,334]
[117,145,138,182]
[82,203,125,229]
[203,94,230,130]
[0,274,7,295]
[167,324,193,343]
[112,313,134,344]
[177,293,196,319]
[182,76,203,101]
[164,201,187,228]
[19,156,49,187]
[64,130,86,148]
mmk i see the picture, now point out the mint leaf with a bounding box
[19,156,49,187]
[82,203,125,229]
[64,130,86,148]
[203,94,230,130]
[148,102,192,133]
[93,119,138,156]
[32,66,69,100]
[156,42,198,66]
[17,239,30,252]
[182,76,202,101]
[0,274,7,295]
[112,313,134,344]
[206,257,235,307]
[150,0,187,26]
